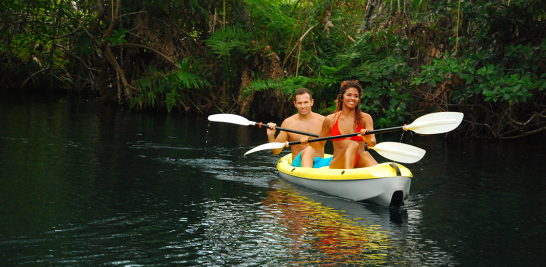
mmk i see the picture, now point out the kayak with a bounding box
[276,153,412,207]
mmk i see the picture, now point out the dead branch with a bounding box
[21,67,51,88]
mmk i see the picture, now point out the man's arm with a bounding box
[267,122,289,155]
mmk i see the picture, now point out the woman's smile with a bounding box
[343,87,360,107]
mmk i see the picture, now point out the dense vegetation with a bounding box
[1,0,545,138]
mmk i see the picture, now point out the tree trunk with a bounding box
[360,0,378,32]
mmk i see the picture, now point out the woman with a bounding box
[305,80,378,169]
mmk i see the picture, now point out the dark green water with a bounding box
[1,94,546,266]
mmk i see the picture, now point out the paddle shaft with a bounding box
[285,126,404,146]
[251,122,319,137]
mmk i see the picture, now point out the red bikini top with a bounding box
[330,113,363,141]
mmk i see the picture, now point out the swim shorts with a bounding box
[291,152,333,168]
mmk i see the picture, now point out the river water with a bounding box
[1,93,545,266]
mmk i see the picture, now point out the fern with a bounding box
[246,76,311,96]
[205,26,249,57]
[244,0,296,37]
[131,57,210,112]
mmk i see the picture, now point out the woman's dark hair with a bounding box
[334,80,363,131]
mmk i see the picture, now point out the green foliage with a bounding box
[74,35,96,56]
[247,75,311,96]
[131,57,210,112]
[413,49,546,106]
[108,28,127,46]
[2,0,545,137]
[354,55,413,128]
[308,33,414,127]
[245,0,296,40]
[205,26,249,57]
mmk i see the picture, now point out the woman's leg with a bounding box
[355,151,378,168]
[329,142,360,169]
[300,146,316,168]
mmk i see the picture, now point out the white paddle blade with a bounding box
[406,112,464,134]
[371,142,426,163]
[244,142,286,156]
[208,114,254,126]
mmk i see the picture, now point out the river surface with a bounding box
[1,93,546,266]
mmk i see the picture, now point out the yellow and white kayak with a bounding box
[277,154,413,207]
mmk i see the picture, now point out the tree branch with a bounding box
[111,43,177,65]
[21,67,51,88]
[102,43,138,98]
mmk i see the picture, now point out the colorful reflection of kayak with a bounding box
[262,179,410,265]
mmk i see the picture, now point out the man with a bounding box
[267,87,328,168]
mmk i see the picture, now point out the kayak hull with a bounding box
[276,154,412,207]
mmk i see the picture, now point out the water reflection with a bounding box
[261,179,458,266]
[261,179,393,265]
[262,183,392,264]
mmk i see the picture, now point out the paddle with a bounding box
[208,114,319,137]
[323,112,464,139]
[243,112,463,161]
[245,141,425,163]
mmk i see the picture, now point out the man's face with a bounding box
[294,93,313,115]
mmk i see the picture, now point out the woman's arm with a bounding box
[360,113,376,147]
[306,114,334,150]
